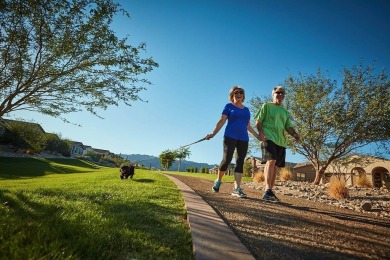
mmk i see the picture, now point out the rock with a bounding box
[361,202,372,211]
[244,180,389,217]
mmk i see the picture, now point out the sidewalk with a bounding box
[165,175,255,260]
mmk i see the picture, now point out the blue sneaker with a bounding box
[268,189,280,201]
[262,189,279,201]
[212,180,221,192]
[262,191,272,200]
[231,187,247,198]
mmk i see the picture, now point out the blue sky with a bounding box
[12,0,390,165]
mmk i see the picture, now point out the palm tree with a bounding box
[176,148,191,172]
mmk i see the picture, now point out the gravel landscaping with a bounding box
[170,175,390,260]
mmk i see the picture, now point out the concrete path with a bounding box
[166,175,255,260]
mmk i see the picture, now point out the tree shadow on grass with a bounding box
[0,188,192,259]
[0,157,104,179]
[131,178,155,183]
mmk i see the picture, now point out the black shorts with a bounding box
[261,140,286,167]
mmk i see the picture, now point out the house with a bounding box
[0,118,46,139]
[246,156,297,177]
[208,163,235,175]
[293,155,390,188]
[69,141,84,157]
[209,166,219,174]
[246,157,265,176]
[293,162,316,182]
[82,145,94,156]
[92,148,111,156]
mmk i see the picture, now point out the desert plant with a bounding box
[279,167,293,181]
[253,169,265,183]
[328,175,350,199]
[243,159,253,177]
[356,174,372,188]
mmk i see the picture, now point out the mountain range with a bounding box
[120,154,218,171]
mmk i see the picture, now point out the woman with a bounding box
[206,86,260,198]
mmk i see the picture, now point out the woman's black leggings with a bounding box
[219,136,248,173]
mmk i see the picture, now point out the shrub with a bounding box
[42,133,61,153]
[279,168,292,181]
[7,120,45,152]
[253,169,264,183]
[356,174,372,188]
[56,139,71,157]
[328,175,349,199]
[243,159,253,177]
[87,150,102,162]
[200,167,209,173]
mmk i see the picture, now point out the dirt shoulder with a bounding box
[169,175,390,260]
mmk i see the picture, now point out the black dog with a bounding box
[120,165,135,179]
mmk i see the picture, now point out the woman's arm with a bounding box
[206,114,228,139]
[247,122,260,140]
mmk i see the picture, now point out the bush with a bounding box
[356,174,372,188]
[42,133,61,153]
[243,160,253,177]
[279,168,292,181]
[328,175,349,199]
[253,169,264,183]
[56,139,71,157]
[200,167,209,173]
[86,150,102,162]
[1,120,43,151]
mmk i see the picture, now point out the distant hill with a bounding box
[121,154,217,171]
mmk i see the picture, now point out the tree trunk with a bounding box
[313,168,326,185]
[178,159,182,172]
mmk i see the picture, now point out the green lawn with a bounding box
[0,157,193,259]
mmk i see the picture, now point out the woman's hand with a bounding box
[205,133,214,140]
[258,133,267,142]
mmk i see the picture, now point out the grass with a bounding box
[279,168,292,181]
[253,170,265,183]
[328,175,350,200]
[0,157,193,259]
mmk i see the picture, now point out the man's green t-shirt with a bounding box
[254,103,293,148]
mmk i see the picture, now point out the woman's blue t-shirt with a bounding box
[222,103,250,141]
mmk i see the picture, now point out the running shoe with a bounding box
[212,180,221,192]
[262,189,280,201]
[231,187,247,198]
[268,189,280,201]
[262,191,273,200]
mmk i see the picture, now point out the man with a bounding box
[254,86,300,201]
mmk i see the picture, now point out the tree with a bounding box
[250,62,390,184]
[0,0,158,122]
[175,147,191,172]
[159,149,176,170]
[41,133,61,153]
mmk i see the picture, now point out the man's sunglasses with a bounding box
[275,91,285,95]
[234,90,244,95]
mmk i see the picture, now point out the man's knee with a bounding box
[267,160,277,165]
